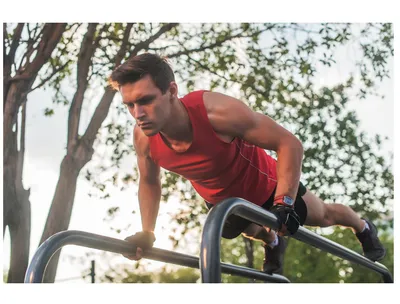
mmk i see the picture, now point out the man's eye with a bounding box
[127,103,134,108]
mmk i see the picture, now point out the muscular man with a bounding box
[108,53,385,275]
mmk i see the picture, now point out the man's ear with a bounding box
[169,81,178,99]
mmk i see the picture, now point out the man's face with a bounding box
[120,75,172,136]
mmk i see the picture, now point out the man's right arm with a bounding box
[134,124,161,233]
[124,125,161,260]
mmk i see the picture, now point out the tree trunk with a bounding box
[5,102,32,283]
[4,22,71,283]
[39,151,88,283]
[7,191,31,283]
[38,88,116,282]
[4,82,34,283]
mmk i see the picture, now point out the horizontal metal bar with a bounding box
[24,230,289,283]
[200,197,393,283]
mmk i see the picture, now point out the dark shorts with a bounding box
[205,182,308,239]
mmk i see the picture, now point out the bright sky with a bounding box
[1,1,398,304]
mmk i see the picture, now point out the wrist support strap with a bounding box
[273,195,295,207]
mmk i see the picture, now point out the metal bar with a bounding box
[90,260,95,283]
[200,197,393,283]
[24,230,289,283]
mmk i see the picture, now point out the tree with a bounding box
[3,23,68,282]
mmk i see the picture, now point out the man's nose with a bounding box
[134,105,145,119]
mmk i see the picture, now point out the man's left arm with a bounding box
[204,91,304,201]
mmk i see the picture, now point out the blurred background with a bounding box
[3,22,393,283]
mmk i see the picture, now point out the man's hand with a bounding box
[270,204,301,236]
[123,231,156,260]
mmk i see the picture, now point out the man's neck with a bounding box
[160,98,192,143]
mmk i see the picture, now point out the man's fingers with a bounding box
[123,247,143,260]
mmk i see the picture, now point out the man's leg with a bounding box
[242,224,286,274]
[242,223,276,244]
[302,190,365,232]
[302,189,386,261]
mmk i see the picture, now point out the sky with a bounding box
[1,2,399,304]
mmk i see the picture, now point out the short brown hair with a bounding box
[108,53,175,93]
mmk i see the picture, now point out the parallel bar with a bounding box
[200,197,393,283]
[24,230,289,283]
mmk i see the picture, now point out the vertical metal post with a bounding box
[90,260,95,283]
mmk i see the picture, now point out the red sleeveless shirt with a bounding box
[148,90,278,206]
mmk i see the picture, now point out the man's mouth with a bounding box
[139,122,152,128]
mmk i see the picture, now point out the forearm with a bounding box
[274,140,303,200]
[138,179,161,232]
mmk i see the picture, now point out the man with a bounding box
[108,53,386,275]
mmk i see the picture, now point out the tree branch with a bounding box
[7,23,25,65]
[3,23,9,48]
[4,23,24,97]
[113,23,134,66]
[147,44,179,52]
[28,59,72,93]
[22,23,67,76]
[80,88,117,148]
[167,27,268,59]
[67,23,99,147]
[129,23,179,59]
[79,23,134,149]
[87,24,111,83]
[187,56,232,83]
[18,25,46,72]
[187,56,269,100]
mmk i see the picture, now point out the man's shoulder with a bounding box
[202,91,234,114]
[181,90,239,116]
[180,90,209,101]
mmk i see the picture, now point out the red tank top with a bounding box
[148,90,278,206]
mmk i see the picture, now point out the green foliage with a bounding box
[157,267,200,283]
[101,265,200,283]
[218,228,394,283]
[282,227,393,283]
[220,237,265,283]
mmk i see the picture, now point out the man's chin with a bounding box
[142,129,158,137]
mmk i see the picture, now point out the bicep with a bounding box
[241,111,298,151]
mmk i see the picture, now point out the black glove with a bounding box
[125,231,156,250]
[270,204,301,235]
